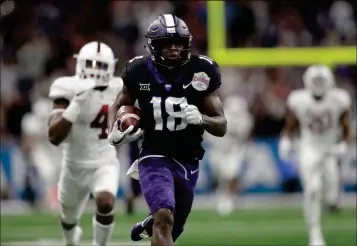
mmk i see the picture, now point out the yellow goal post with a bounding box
[207,1,357,67]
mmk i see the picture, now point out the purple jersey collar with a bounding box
[146,57,183,84]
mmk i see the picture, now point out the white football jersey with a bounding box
[287,88,351,147]
[49,76,123,168]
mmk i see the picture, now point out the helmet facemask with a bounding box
[74,41,117,87]
[309,76,328,96]
[146,35,192,69]
[75,58,115,87]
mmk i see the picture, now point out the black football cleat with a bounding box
[130,215,153,241]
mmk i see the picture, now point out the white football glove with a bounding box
[326,141,348,157]
[62,79,95,123]
[108,121,143,146]
[184,105,203,125]
[279,136,292,160]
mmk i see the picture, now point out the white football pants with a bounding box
[58,160,120,224]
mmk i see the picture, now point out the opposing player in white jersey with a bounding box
[279,65,351,246]
[48,41,122,246]
[206,96,253,215]
[22,98,62,209]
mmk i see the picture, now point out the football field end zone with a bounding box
[207,1,357,67]
[2,239,149,246]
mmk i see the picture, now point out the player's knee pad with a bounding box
[60,204,80,225]
[95,191,115,215]
[95,192,115,225]
[153,208,174,227]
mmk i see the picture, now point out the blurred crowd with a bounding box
[1,0,356,200]
[2,0,356,141]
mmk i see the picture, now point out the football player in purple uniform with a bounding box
[108,14,227,246]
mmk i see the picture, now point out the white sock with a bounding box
[325,184,340,207]
[62,225,82,246]
[303,190,325,245]
[217,192,234,216]
[323,160,340,206]
[92,217,114,246]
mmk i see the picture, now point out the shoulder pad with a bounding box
[121,56,147,96]
[196,55,217,66]
[125,55,147,71]
[49,76,77,101]
[333,88,351,110]
[287,89,306,111]
[192,54,220,70]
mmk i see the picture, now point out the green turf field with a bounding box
[1,208,356,245]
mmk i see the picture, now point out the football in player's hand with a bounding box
[116,106,141,133]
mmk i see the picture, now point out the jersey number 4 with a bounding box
[151,96,188,131]
[90,105,108,139]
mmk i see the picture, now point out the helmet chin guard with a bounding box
[74,41,117,86]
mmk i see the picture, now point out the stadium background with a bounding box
[1,0,356,245]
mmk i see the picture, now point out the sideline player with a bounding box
[279,65,351,246]
[21,97,62,209]
[107,14,227,246]
[48,41,122,246]
[206,95,253,215]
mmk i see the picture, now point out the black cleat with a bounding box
[130,215,153,241]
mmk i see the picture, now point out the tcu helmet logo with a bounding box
[191,72,210,91]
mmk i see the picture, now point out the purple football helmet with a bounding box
[145,14,192,69]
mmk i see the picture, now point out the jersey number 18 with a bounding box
[151,96,188,131]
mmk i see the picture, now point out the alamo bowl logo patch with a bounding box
[191,72,210,91]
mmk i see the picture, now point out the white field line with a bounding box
[2,239,149,246]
